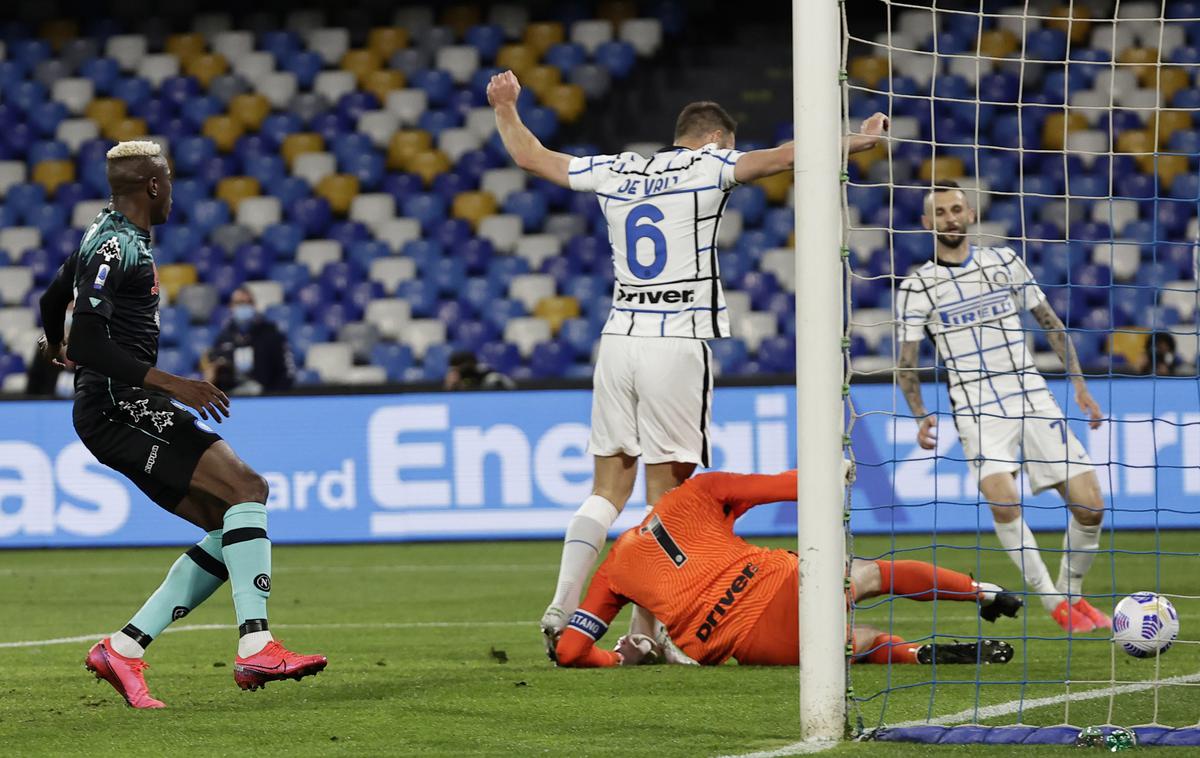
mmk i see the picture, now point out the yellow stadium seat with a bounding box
[442,5,482,36]
[229,93,271,130]
[85,98,127,131]
[341,49,382,84]
[756,171,792,205]
[387,129,433,170]
[281,133,325,167]
[496,44,539,78]
[534,296,581,334]
[32,160,75,195]
[544,83,585,123]
[1117,129,1155,173]
[848,56,889,88]
[158,263,198,301]
[976,29,1018,59]
[1041,111,1088,151]
[598,0,638,27]
[186,53,228,88]
[40,19,78,51]
[1046,5,1092,44]
[524,22,565,56]
[1120,47,1160,83]
[362,70,406,103]
[367,27,409,59]
[1157,109,1192,145]
[849,142,886,174]
[202,115,243,153]
[523,65,562,99]
[315,174,361,215]
[1109,330,1150,368]
[166,33,206,66]
[919,156,966,183]
[215,177,261,212]
[406,149,452,185]
[105,117,147,142]
[1156,154,1191,190]
[1154,67,1190,103]
[451,190,498,229]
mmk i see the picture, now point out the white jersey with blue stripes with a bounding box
[568,143,743,339]
[897,245,1050,418]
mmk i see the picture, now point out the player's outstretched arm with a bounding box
[37,263,76,368]
[732,112,888,184]
[897,340,937,449]
[1031,301,1103,429]
[693,470,798,519]
[487,70,573,188]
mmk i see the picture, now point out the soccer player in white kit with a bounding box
[896,182,1112,633]
[486,70,887,658]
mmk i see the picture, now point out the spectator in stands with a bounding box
[26,300,75,398]
[444,350,515,391]
[1135,332,1179,376]
[204,287,295,394]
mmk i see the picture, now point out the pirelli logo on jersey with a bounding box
[695,563,758,643]
[615,286,697,306]
[937,291,1016,329]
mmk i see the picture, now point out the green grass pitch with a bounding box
[1,531,1196,756]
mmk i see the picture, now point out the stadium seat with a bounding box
[368,27,409,60]
[293,151,337,186]
[256,72,298,109]
[305,342,353,382]
[0,267,33,306]
[349,192,396,232]
[242,280,284,312]
[357,110,400,149]
[509,273,556,311]
[496,43,538,77]
[385,89,429,127]
[186,53,229,87]
[503,316,552,358]
[52,118,96,152]
[281,132,325,167]
[533,295,581,334]
[400,318,447,359]
[619,19,662,57]
[375,218,422,252]
[477,214,522,253]
[31,160,74,195]
[315,174,360,215]
[449,190,497,229]
[437,45,481,85]
[514,234,561,270]
[51,77,93,115]
[233,52,275,83]
[137,54,181,88]
[368,257,417,294]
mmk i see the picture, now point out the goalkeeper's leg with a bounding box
[1052,471,1111,629]
[854,558,1022,621]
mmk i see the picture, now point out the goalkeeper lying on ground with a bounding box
[555,469,1022,667]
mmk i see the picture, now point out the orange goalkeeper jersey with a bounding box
[556,470,798,667]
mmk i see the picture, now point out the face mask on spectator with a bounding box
[232,304,255,327]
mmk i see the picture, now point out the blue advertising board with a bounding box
[0,378,1197,548]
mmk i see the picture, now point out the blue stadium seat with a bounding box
[727,184,767,227]
[458,237,495,275]
[184,325,217,361]
[757,335,796,373]
[461,276,505,315]
[594,41,636,78]
[545,43,587,75]
[421,343,453,381]
[504,189,549,231]
[287,196,333,236]
[520,106,558,142]
[345,281,385,314]
[452,319,498,353]
[559,318,594,357]
[290,324,332,363]
[156,346,195,376]
[530,341,570,378]
[412,69,455,106]
[708,339,748,375]
[397,278,439,317]
[431,258,467,294]
[434,218,472,249]
[283,50,324,89]
[80,57,120,95]
[401,238,443,273]
[265,302,306,334]
[261,30,302,61]
[403,193,448,233]
[479,341,520,375]
[482,298,527,331]
[465,25,505,61]
[371,342,415,381]
[417,108,463,137]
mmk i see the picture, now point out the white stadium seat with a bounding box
[365,298,412,339]
[51,78,94,115]
[850,307,895,349]
[760,249,796,292]
[0,161,27,195]
[571,20,613,54]
[305,342,353,382]
[386,89,428,126]
[292,152,337,186]
[243,281,284,311]
[1161,281,1199,322]
[137,54,181,88]
[477,214,523,253]
[176,284,219,323]
[436,46,480,84]
[357,110,401,148]
[438,128,483,162]
[1091,241,1142,282]
[1065,130,1109,167]
[1090,199,1140,235]
[0,308,36,345]
[723,290,751,326]
[480,168,525,204]
[296,240,342,276]
[3,373,28,394]
[212,30,254,60]
[465,107,497,140]
[368,257,417,294]
[400,319,446,360]
[376,218,422,252]
[508,273,556,311]
[0,227,40,262]
[236,197,283,235]
[716,209,743,249]
[619,19,662,57]
[544,213,587,242]
[503,317,552,358]
[338,365,387,385]
[56,118,100,152]
[349,193,397,232]
[307,27,350,65]
[513,235,562,270]
[736,311,778,353]
[105,34,147,71]
[313,71,356,103]
[255,72,297,109]
[234,52,276,82]
[72,200,107,229]
[0,267,33,305]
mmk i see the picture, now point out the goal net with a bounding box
[841,0,1200,745]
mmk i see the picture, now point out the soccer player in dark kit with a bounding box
[37,141,326,708]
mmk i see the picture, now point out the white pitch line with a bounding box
[718,673,1200,758]
[0,620,530,649]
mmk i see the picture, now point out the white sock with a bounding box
[109,630,145,658]
[549,495,620,614]
[993,516,1064,612]
[238,631,273,658]
[628,605,657,637]
[1056,515,1102,601]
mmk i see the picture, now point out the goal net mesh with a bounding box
[841,0,1200,745]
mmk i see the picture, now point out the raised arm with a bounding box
[690,470,798,520]
[487,70,573,188]
[1030,300,1102,429]
[733,112,888,184]
[897,339,938,450]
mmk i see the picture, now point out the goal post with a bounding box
[794,0,849,743]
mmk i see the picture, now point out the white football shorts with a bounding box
[954,395,1093,494]
[587,335,713,465]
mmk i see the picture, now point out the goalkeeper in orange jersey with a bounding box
[555,470,1023,667]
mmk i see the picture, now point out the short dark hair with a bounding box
[674,101,737,141]
[925,179,966,207]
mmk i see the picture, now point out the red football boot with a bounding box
[1052,599,1097,633]
[233,640,327,691]
[1072,598,1112,630]
[84,638,165,709]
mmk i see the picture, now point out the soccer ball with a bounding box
[1112,592,1179,658]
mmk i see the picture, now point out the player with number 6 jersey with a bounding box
[487,69,889,660]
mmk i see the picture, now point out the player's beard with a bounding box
[936,229,967,248]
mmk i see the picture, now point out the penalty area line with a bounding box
[718,672,1200,758]
[0,620,531,649]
